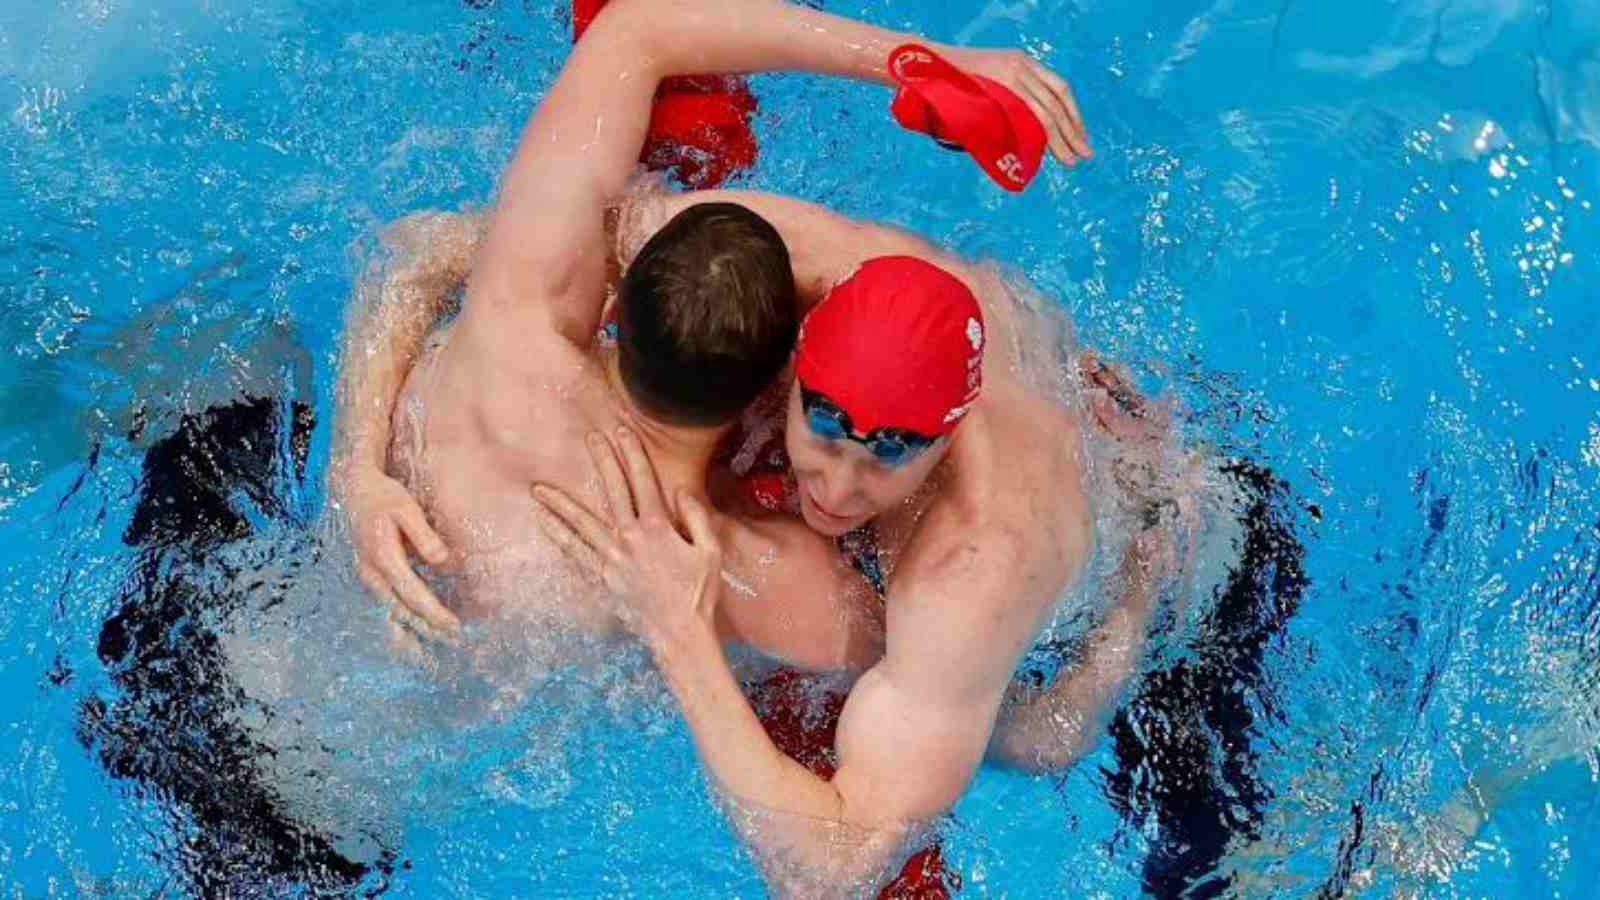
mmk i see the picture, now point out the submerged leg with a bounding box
[80,396,399,894]
[1105,459,1308,897]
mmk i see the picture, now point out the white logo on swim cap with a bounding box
[890,47,933,80]
[995,152,1025,185]
[966,317,983,352]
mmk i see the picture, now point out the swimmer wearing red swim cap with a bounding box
[786,256,987,536]
[533,197,1179,899]
[437,6,1130,894]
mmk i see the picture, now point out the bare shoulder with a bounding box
[714,511,885,673]
[898,507,1058,598]
[720,508,873,609]
[876,511,1082,703]
[877,522,1034,698]
[923,422,1092,581]
[883,452,1091,673]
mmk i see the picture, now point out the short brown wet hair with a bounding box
[617,202,797,427]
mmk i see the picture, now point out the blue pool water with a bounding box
[3,0,1599,896]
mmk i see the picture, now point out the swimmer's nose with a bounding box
[810,471,860,517]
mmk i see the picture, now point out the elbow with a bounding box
[838,817,940,900]
[987,698,1100,775]
[730,786,928,900]
[765,818,931,900]
[381,210,474,258]
[990,731,1094,775]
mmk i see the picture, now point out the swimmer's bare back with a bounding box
[390,316,631,634]
[364,184,884,669]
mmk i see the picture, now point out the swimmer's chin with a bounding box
[799,494,868,537]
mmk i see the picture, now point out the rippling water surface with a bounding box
[2,0,1598,896]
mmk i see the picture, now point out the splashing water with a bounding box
[2,0,1598,896]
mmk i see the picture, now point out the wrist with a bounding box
[328,449,386,495]
[645,610,720,671]
[334,434,388,473]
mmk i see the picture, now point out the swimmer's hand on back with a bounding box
[528,428,723,648]
[330,208,482,644]
[332,463,463,639]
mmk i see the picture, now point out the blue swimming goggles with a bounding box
[799,384,938,467]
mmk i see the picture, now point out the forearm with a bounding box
[605,0,929,89]
[653,621,912,894]
[656,618,847,817]
[332,213,484,479]
[532,0,938,206]
[989,543,1161,772]
[989,610,1145,771]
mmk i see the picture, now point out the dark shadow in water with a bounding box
[75,397,399,897]
[1103,459,1310,899]
[69,400,1311,896]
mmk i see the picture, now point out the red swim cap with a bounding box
[574,0,758,189]
[795,257,984,438]
[887,44,1048,193]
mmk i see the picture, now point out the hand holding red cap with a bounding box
[887,44,1091,191]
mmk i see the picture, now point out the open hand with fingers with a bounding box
[529,427,724,652]
[941,45,1092,165]
[333,463,463,641]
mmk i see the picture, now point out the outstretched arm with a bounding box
[329,211,484,634]
[611,31,1094,304]
[468,0,962,346]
